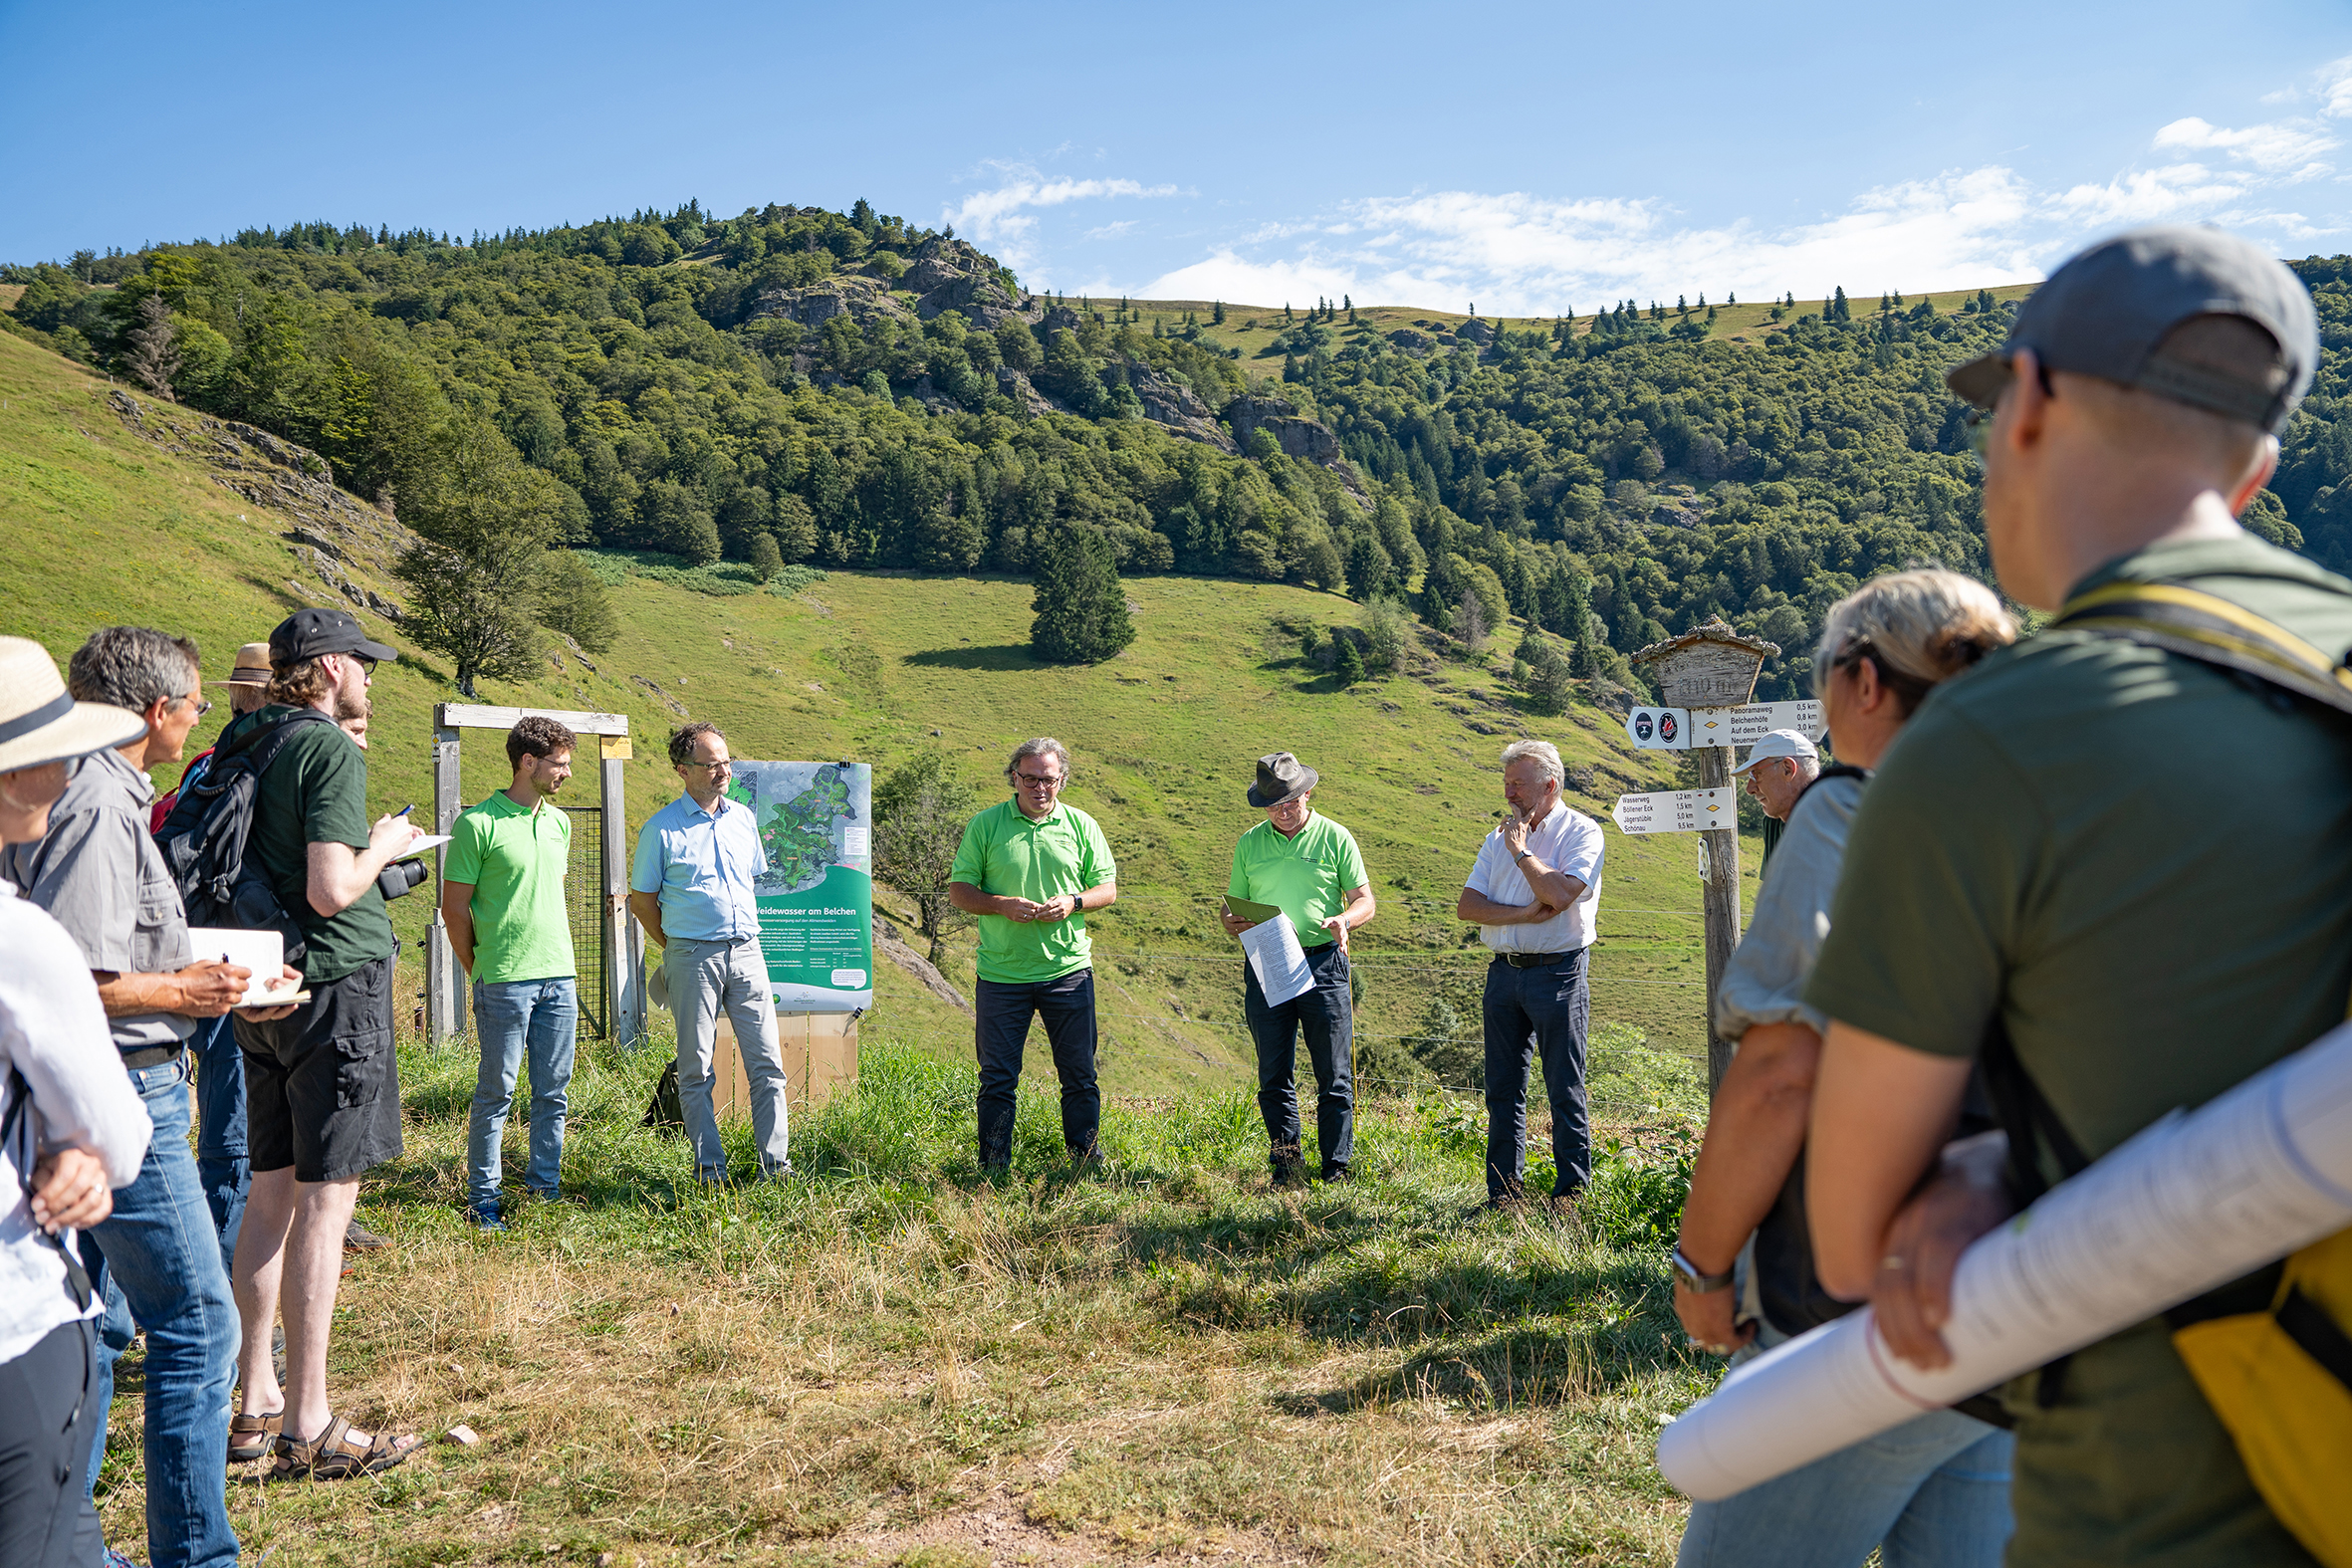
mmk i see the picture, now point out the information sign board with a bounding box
[1624,706,1690,750]
[1626,701,1825,751]
[1611,786,1737,834]
[725,761,874,1011]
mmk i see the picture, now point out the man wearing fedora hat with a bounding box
[151,638,276,1274]
[1221,753,1374,1186]
[1,626,304,1568]
[947,738,1119,1172]
[0,634,155,1568]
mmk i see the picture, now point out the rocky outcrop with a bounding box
[1130,365,1236,451]
[106,390,411,621]
[1385,328,1435,352]
[995,365,1057,416]
[874,914,971,1014]
[902,237,1035,330]
[1225,393,1343,467]
[1454,317,1496,344]
[747,273,914,334]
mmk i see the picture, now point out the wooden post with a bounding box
[1696,743,1742,1093]
[1629,617,1780,1098]
[426,720,462,1046]
[599,745,641,1049]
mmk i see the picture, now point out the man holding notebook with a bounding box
[947,737,1118,1173]
[1221,752,1375,1187]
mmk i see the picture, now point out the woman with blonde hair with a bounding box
[1671,568,2018,1568]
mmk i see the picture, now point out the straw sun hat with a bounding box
[0,635,147,774]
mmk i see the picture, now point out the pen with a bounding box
[396,803,415,817]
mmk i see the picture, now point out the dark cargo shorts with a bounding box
[234,954,400,1183]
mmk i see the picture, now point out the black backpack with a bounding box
[155,707,334,966]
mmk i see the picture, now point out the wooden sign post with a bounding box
[1630,619,1779,1093]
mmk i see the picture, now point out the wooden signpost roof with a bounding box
[1630,617,1781,711]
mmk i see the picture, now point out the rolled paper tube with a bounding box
[1658,1018,2352,1500]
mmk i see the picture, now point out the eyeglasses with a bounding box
[350,654,378,678]
[682,760,732,772]
[176,696,214,718]
[1014,772,1064,787]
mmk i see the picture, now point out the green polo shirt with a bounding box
[243,706,394,988]
[949,797,1116,984]
[1806,534,2352,1568]
[1227,812,1367,948]
[446,789,575,985]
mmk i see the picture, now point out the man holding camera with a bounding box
[442,717,580,1231]
[227,608,425,1479]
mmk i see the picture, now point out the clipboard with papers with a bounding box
[1222,895,1314,1006]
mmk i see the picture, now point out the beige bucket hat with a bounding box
[0,635,147,773]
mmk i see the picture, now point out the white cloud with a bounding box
[2152,115,2337,172]
[2052,161,2254,226]
[944,165,1178,270]
[2323,54,2352,118]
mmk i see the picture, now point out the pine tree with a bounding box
[1727,291,1736,306]
[1030,526,1135,663]
[1333,633,1364,686]
[873,751,977,963]
[1212,300,1226,325]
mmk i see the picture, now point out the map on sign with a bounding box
[727,761,874,1011]
[1612,786,1738,835]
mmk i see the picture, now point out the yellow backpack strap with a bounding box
[2054,580,2352,718]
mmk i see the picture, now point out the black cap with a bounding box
[1947,225,2317,435]
[268,607,399,666]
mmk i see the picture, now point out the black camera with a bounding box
[376,857,430,902]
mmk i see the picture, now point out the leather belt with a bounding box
[1497,950,1574,969]
[120,1044,186,1069]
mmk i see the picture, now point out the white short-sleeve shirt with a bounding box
[1464,802,1605,953]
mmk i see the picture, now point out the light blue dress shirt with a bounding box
[630,792,768,942]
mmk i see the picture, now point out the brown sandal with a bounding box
[228,1410,282,1463]
[270,1415,423,1480]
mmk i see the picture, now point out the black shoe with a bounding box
[1270,1144,1308,1190]
[1067,1143,1112,1176]
[343,1219,390,1253]
[1319,1164,1352,1183]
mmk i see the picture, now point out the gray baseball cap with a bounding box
[1947,225,2317,434]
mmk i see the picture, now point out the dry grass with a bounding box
[94,1025,1709,1567]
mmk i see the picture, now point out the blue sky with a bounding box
[5,0,2349,314]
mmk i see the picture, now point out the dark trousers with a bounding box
[1482,947,1592,1199]
[974,969,1099,1167]
[0,1320,103,1568]
[191,1011,247,1278]
[1245,942,1354,1175]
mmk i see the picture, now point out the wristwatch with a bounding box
[1670,1246,1735,1293]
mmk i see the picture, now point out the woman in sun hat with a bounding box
[0,635,155,1568]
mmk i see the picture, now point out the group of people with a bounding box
[2,221,2339,1568]
[943,732,1606,1208]
[1669,225,2344,1567]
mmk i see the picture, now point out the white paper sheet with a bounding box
[1657,1017,2352,1500]
[184,927,299,1007]
[1238,912,1314,1007]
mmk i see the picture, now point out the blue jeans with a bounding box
[1482,947,1591,1199]
[79,1055,241,1568]
[1675,1408,2014,1568]
[466,977,578,1213]
[1244,942,1354,1175]
[974,969,1099,1166]
[191,1012,248,1276]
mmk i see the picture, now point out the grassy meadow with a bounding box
[2,325,1765,1563]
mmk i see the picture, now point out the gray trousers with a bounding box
[664,935,791,1178]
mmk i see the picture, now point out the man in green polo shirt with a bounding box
[1802,228,2348,1566]
[442,717,580,1231]
[1221,752,1375,1186]
[948,737,1119,1172]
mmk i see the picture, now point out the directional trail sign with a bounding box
[1623,700,1824,752]
[1612,786,1738,835]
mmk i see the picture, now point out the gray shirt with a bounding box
[0,749,196,1052]
[1715,774,1863,1040]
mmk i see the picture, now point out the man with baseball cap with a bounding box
[225,607,426,1479]
[1802,227,2348,1564]
[1730,730,1818,825]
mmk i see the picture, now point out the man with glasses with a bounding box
[2,627,300,1564]
[629,722,792,1185]
[948,738,1118,1172]
[228,607,425,1480]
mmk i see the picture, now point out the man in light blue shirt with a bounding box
[628,722,790,1183]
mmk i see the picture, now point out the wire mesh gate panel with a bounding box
[562,805,609,1038]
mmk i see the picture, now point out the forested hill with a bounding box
[8,201,2350,703]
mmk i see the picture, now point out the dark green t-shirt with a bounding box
[1807,534,2352,1568]
[244,706,395,987]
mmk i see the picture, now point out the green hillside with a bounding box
[1,327,1749,1098]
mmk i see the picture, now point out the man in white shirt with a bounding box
[1455,739,1604,1211]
